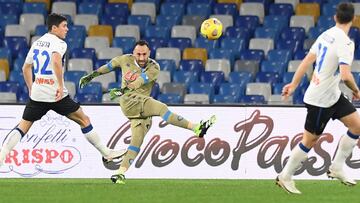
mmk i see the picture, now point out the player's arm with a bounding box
[282,52,316,98]
[22,63,33,96]
[127,62,160,90]
[52,52,64,101]
[79,57,121,88]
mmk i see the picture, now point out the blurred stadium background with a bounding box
[1,0,359,105]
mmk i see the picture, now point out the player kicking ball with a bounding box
[79,40,216,184]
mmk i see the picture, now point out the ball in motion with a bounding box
[200,18,223,40]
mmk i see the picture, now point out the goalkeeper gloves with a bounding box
[109,88,124,100]
[79,71,101,88]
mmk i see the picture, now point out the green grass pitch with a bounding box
[0,179,358,203]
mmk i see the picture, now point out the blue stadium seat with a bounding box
[220,38,246,58]
[8,70,25,86]
[155,14,181,28]
[95,59,111,68]
[276,39,302,54]
[67,25,86,42]
[100,14,127,31]
[234,16,260,33]
[108,81,121,89]
[200,71,225,91]
[322,3,337,16]
[239,50,265,62]
[282,72,309,87]
[317,15,335,30]
[224,27,251,40]
[150,82,160,99]
[255,72,281,83]
[3,37,28,60]
[0,2,22,16]
[188,82,215,101]
[260,61,286,76]
[268,3,293,18]
[172,70,199,84]
[136,0,161,12]
[160,3,185,16]
[239,95,266,104]
[35,25,47,36]
[219,83,244,100]
[22,2,47,17]
[145,26,170,39]
[157,59,177,76]
[213,3,237,18]
[74,93,101,103]
[70,48,97,64]
[263,15,288,31]
[212,94,237,104]
[0,81,20,98]
[64,71,87,87]
[158,93,182,104]
[127,15,151,36]
[208,49,235,67]
[293,49,308,60]
[66,37,85,53]
[194,37,220,52]
[349,27,360,46]
[0,14,18,29]
[13,57,24,72]
[254,27,279,40]
[0,48,12,66]
[308,26,325,39]
[267,49,292,63]
[78,2,103,18]
[112,37,136,54]
[104,3,129,17]
[179,59,204,73]
[280,27,306,43]
[355,49,360,60]
[77,82,102,98]
[168,37,192,52]
[228,71,253,86]
[272,82,286,95]
[186,3,211,17]
[144,37,168,58]
[164,0,188,3]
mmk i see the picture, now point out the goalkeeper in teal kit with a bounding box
[79,40,216,184]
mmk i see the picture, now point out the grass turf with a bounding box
[0,179,358,203]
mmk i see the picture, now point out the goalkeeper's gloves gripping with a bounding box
[109,88,124,100]
[79,71,101,88]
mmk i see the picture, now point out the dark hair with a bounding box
[134,40,150,49]
[46,13,67,31]
[336,2,354,24]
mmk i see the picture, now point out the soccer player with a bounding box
[79,40,216,184]
[277,2,360,194]
[0,13,125,167]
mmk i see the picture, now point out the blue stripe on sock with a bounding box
[106,62,113,71]
[128,145,140,153]
[299,143,311,153]
[162,110,171,121]
[81,124,93,134]
[347,131,359,140]
[15,127,25,137]
[140,72,149,84]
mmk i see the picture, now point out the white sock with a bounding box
[330,132,359,172]
[82,124,110,157]
[280,143,309,180]
[0,128,22,164]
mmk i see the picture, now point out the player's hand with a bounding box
[282,83,296,101]
[79,74,93,89]
[109,88,124,100]
[353,90,360,100]
[55,86,64,101]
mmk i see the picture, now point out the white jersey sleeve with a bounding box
[337,39,354,65]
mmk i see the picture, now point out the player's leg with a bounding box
[142,98,216,137]
[328,97,359,185]
[54,96,125,160]
[111,118,150,184]
[0,99,47,165]
[277,103,332,194]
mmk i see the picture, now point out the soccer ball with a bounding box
[200,18,223,40]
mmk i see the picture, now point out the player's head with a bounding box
[133,40,150,67]
[335,2,354,24]
[47,13,68,39]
